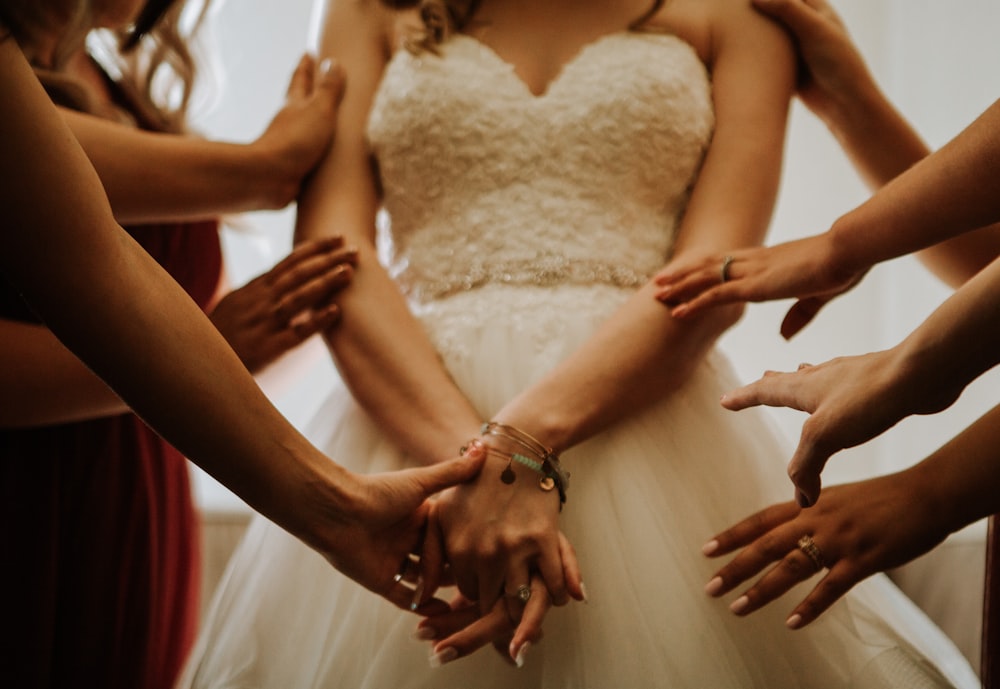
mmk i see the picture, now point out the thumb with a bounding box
[780,295,829,339]
[286,53,314,99]
[317,57,347,107]
[752,0,832,45]
[398,449,486,499]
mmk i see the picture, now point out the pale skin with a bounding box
[301,0,794,664]
[0,2,358,428]
[0,33,486,613]
[654,0,1000,336]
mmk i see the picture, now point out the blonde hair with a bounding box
[388,0,666,53]
[0,0,210,132]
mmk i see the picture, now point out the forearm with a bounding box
[830,98,1000,272]
[495,282,741,453]
[821,77,929,192]
[63,108,296,224]
[892,255,1000,408]
[0,320,127,427]
[1,42,352,541]
[914,402,1000,534]
[319,245,483,462]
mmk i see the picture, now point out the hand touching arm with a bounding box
[0,36,484,609]
[64,53,344,224]
[297,0,483,462]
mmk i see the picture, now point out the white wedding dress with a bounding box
[179,31,978,688]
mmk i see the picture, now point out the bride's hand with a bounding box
[433,449,583,616]
[417,574,554,667]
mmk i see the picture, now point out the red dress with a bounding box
[1,220,222,689]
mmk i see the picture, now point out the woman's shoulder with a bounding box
[649,0,793,67]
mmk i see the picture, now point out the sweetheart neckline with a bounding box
[445,31,696,100]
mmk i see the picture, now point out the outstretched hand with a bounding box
[653,235,866,338]
[210,236,357,373]
[701,469,951,629]
[720,348,962,506]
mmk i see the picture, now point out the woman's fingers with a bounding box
[704,501,801,558]
[509,576,550,666]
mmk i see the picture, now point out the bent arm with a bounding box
[0,320,127,427]
[0,37,350,528]
[493,5,796,451]
[297,0,482,462]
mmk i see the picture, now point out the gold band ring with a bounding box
[797,535,825,572]
[721,255,735,283]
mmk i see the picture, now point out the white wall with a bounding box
[189,0,1000,510]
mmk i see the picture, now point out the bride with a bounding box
[179,0,978,685]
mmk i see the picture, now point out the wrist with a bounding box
[245,139,301,210]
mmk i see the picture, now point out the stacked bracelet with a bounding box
[462,422,570,509]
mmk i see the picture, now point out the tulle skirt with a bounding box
[179,284,978,688]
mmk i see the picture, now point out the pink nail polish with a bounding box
[729,595,749,615]
[514,641,531,668]
[786,614,803,630]
[702,539,720,556]
[704,576,724,596]
[429,647,458,668]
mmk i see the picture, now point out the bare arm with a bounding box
[297,0,483,462]
[0,36,484,609]
[720,253,1000,504]
[654,0,1000,325]
[64,54,343,224]
[0,236,354,428]
[493,1,796,451]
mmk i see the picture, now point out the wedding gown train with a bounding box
[178,31,978,688]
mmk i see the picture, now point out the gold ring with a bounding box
[797,535,825,572]
[721,255,735,283]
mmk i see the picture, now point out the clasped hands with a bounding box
[361,435,584,668]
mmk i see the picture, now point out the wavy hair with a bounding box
[381,0,666,53]
[0,0,210,132]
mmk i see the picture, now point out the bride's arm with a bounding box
[427,0,796,660]
[494,2,795,447]
[296,0,483,460]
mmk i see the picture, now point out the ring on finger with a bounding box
[721,255,735,283]
[514,584,532,603]
[393,553,419,586]
[797,534,825,572]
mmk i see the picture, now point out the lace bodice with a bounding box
[367,31,715,303]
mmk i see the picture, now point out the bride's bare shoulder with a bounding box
[647,0,792,68]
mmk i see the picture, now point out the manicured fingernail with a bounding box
[786,614,803,630]
[410,577,424,611]
[429,646,458,668]
[702,539,720,556]
[319,58,334,76]
[411,626,436,641]
[514,641,531,668]
[580,581,590,604]
[704,576,724,596]
[729,595,750,615]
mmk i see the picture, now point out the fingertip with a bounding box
[785,613,804,630]
[702,539,720,557]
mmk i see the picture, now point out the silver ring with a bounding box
[797,535,825,572]
[516,584,532,603]
[393,554,417,584]
[721,255,735,283]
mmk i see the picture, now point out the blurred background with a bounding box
[186,0,1000,665]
